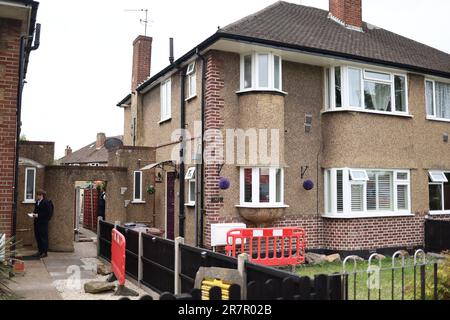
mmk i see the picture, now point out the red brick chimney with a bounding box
[65,146,72,156]
[131,35,152,92]
[329,0,363,30]
[96,133,106,149]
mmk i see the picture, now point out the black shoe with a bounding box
[31,252,41,257]
[39,253,48,258]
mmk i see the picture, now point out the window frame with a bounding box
[324,168,412,218]
[24,167,36,203]
[238,167,286,208]
[239,52,283,93]
[133,171,143,202]
[428,171,450,215]
[188,179,196,206]
[186,62,197,100]
[428,170,448,183]
[160,78,172,122]
[185,167,196,206]
[425,78,450,122]
[324,65,409,116]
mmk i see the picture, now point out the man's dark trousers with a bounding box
[34,220,48,254]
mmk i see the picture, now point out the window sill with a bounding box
[429,211,450,216]
[22,201,35,204]
[184,203,195,207]
[236,204,289,209]
[159,117,172,125]
[131,200,146,204]
[322,108,413,118]
[236,89,288,96]
[322,212,415,219]
[185,95,197,102]
[426,116,450,123]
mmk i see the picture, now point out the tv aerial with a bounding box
[125,9,151,36]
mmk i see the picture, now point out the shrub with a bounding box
[0,236,20,300]
[426,251,450,300]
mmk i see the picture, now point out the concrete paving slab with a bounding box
[7,260,62,300]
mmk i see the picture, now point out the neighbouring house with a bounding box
[0,0,39,238]
[16,140,156,252]
[116,0,450,255]
[58,133,124,166]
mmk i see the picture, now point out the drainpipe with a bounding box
[179,68,186,238]
[12,24,40,243]
[196,49,206,248]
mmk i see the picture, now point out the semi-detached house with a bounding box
[117,0,450,255]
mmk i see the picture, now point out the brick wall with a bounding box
[0,19,21,237]
[131,36,152,92]
[329,0,362,29]
[203,51,225,248]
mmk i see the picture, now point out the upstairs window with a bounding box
[160,78,172,122]
[240,53,282,92]
[24,167,36,202]
[186,62,196,99]
[425,79,450,120]
[325,66,408,115]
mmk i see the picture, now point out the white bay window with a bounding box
[324,168,411,217]
[325,66,408,115]
[239,167,285,207]
[240,53,282,92]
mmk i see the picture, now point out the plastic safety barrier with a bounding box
[225,227,306,267]
[111,228,126,286]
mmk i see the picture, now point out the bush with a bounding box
[0,236,20,300]
[426,251,450,300]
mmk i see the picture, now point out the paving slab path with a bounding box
[8,240,156,300]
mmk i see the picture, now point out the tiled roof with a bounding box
[58,136,123,165]
[118,1,450,105]
[220,1,450,76]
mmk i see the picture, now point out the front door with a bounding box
[166,172,176,240]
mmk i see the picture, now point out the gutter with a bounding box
[116,31,450,106]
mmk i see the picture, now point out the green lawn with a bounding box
[294,257,438,300]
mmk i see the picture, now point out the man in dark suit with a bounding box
[32,190,52,258]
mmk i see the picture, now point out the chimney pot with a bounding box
[329,0,363,29]
[131,35,152,92]
[169,38,174,64]
[96,133,106,149]
[65,146,72,156]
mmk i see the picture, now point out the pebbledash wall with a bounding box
[0,18,21,237]
[124,48,450,253]
[200,50,450,254]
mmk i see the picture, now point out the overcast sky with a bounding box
[21,0,450,159]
